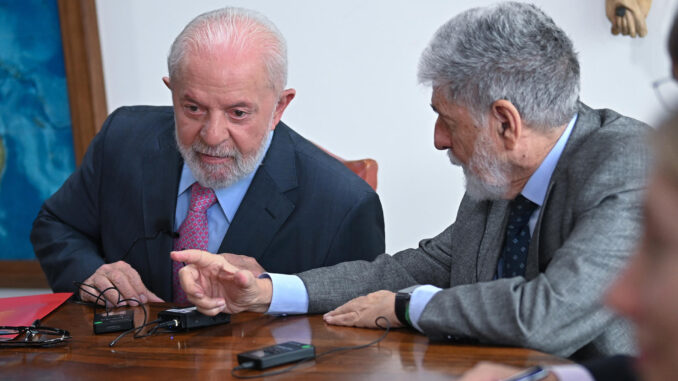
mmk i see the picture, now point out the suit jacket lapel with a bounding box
[526,181,552,279]
[218,123,298,260]
[141,124,182,301]
[526,103,600,278]
[476,199,510,281]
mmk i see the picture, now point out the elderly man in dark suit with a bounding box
[171,2,650,360]
[30,7,385,306]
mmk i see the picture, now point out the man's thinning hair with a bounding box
[167,7,288,92]
[418,2,580,130]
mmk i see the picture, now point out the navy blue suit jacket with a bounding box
[31,106,385,301]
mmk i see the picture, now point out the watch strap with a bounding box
[395,292,411,327]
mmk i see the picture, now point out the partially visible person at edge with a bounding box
[458,10,678,381]
[30,7,385,306]
[171,2,651,360]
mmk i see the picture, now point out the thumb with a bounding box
[230,269,255,289]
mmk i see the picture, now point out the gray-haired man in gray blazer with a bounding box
[171,2,650,360]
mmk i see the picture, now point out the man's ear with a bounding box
[491,100,522,150]
[162,76,172,90]
[271,88,296,129]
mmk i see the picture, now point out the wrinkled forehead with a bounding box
[431,85,450,103]
[175,47,275,92]
[430,86,456,112]
[431,86,481,122]
[180,40,264,72]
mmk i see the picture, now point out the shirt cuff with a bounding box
[260,273,309,315]
[408,285,442,332]
[548,365,595,381]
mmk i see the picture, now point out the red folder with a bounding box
[0,292,72,327]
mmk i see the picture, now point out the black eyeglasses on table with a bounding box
[0,321,71,348]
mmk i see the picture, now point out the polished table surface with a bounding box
[1,301,569,380]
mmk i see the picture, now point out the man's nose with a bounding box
[434,118,451,151]
[200,112,230,146]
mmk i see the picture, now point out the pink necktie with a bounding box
[172,182,217,305]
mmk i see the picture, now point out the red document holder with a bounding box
[0,293,72,339]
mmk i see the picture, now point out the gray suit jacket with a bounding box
[297,103,651,359]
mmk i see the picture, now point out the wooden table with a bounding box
[0,302,569,380]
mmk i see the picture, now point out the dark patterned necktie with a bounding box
[500,195,538,278]
[172,182,217,305]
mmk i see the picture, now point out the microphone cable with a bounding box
[119,229,179,262]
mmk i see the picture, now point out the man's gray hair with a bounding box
[167,7,288,91]
[418,2,580,129]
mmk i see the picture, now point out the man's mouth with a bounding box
[447,149,462,166]
[197,152,233,164]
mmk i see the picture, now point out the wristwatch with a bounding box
[394,292,411,327]
[395,286,418,327]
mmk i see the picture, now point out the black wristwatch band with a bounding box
[394,292,411,327]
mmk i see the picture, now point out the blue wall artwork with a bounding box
[0,0,76,259]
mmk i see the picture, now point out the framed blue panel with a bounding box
[0,0,76,259]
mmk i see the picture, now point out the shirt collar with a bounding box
[521,113,578,207]
[177,130,274,222]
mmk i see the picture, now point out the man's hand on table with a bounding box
[171,249,273,316]
[323,290,403,329]
[80,261,164,306]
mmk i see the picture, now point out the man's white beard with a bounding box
[176,128,270,190]
[448,131,510,201]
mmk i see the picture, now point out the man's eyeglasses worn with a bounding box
[0,323,71,348]
[652,77,678,112]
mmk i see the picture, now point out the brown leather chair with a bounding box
[340,158,378,191]
[316,145,378,191]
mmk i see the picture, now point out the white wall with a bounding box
[96,0,678,254]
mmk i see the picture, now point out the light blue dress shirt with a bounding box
[265,114,579,328]
[174,132,273,253]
